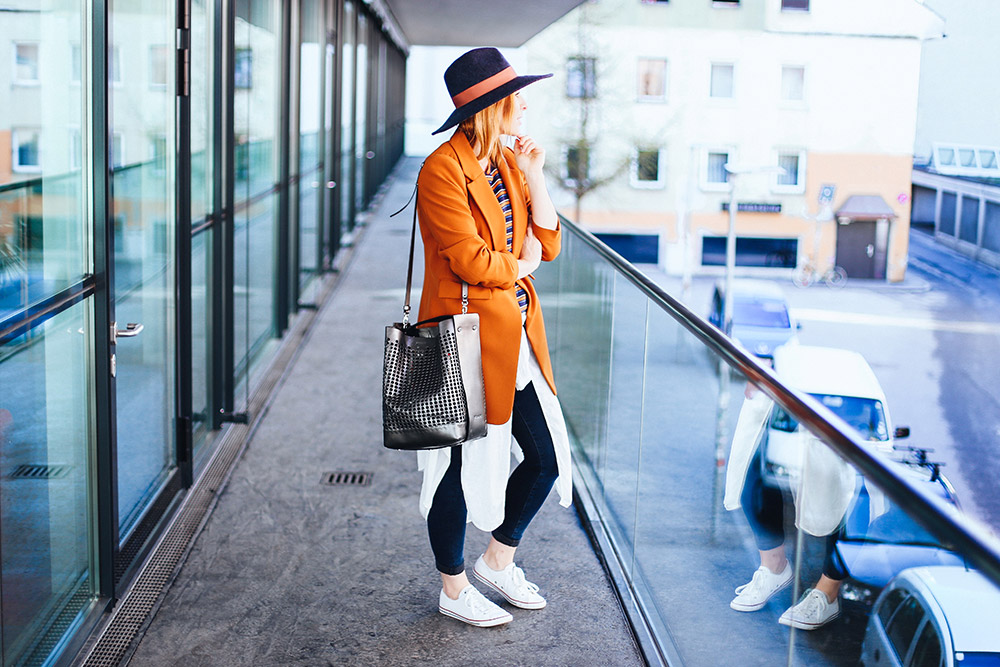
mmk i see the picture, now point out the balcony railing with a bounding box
[534,215,1000,666]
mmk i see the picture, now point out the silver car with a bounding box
[860,566,1000,666]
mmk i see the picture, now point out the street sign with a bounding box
[819,184,836,205]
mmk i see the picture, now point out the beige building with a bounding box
[522,0,944,282]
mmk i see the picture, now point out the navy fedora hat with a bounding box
[432,47,551,135]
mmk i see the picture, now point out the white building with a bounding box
[522,0,943,282]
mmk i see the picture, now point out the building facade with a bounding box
[522,0,943,282]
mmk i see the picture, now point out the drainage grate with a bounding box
[10,464,72,479]
[322,471,373,487]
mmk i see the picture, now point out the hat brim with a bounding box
[431,73,552,135]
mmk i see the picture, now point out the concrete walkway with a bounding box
[129,157,643,666]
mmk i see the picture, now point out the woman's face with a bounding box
[506,92,527,135]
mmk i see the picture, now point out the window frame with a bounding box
[630,147,666,189]
[636,58,668,102]
[562,144,591,188]
[780,64,806,103]
[710,62,735,99]
[13,41,42,86]
[701,147,733,192]
[12,127,43,173]
[772,149,806,194]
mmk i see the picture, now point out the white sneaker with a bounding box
[779,588,841,630]
[438,585,513,627]
[731,562,794,612]
[473,555,547,610]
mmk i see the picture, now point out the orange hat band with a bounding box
[451,67,516,108]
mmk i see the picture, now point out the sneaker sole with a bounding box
[778,609,841,630]
[729,574,793,612]
[472,567,547,610]
[438,605,512,627]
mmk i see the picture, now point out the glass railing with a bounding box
[534,216,1000,666]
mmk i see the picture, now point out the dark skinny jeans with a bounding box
[741,446,846,580]
[427,382,559,575]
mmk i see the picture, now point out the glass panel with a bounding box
[960,196,980,244]
[637,59,666,100]
[234,0,280,402]
[111,0,177,537]
[1,302,95,666]
[191,0,214,222]
[299,0,323,290]
[191,229,211,464]
[781,66,804,101]
[778,154,800,185]
[340,0,356,236]
[353,12,368,227]
[939,192,956,236]
[710,63,734,98]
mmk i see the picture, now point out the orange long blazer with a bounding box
[415,131,561,425]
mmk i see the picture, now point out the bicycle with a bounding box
[792,262,847,288]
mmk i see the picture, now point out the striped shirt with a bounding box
[485,165,528,316]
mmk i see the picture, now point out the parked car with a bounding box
[761,345,909,489]
[837,450,964,607]
[708,279,799,360]
[860,566,1000,666]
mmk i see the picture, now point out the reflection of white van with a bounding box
[762,345,908,488]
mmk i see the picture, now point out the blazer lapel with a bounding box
[449,132,508,250]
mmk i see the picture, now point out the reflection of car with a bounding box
[761,345,909,488]
[837,451,964,607]
[708,279,799,360]
[859,566,1000,667]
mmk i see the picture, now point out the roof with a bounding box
[906,566,1000,653]
[836,195,896,220]
[772,345,885,400]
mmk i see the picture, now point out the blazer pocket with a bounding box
[438,280,493,300]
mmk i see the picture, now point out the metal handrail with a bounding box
[557,213,1000,588]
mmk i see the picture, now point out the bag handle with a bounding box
[390,167,469,326]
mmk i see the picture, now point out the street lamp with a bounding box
[721,163,787,334]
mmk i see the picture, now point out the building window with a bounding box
[631,148,665,188]
[112,132,125,169]
[235,48,253,89]
[713,0,740,5]
[782,0,810,10]
[932,143,1000,177]
[563,145,590,187]
[14,43,41,84]
[774,151,806,192]
[71,44,82,84]
[566,57,596,99]
[149,45,169,87]
[110,45,123,86]
[637,59,667,101]
[69,128,82,170]
[702,237,798,268]
[703,150,731,189]
[12,128,42,172]
[781,66,804,101]
[710,63,734,98]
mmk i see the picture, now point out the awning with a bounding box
[835,194,896,220]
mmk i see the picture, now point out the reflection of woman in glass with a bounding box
[414,48,573,628]
[725,384,854,630]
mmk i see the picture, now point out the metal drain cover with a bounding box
[10,464,72,479]
[322,471,373,487]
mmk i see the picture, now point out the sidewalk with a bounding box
[128,157,643,666]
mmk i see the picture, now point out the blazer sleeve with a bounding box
[418,155,519,289]
[518,161,561,262]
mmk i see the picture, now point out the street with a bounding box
[651,229,1000,535]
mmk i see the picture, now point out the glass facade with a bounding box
[0,0,405,662]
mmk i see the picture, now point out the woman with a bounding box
[414,47,573,628]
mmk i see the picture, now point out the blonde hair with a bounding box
[459,94,517,168]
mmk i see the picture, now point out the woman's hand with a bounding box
[517,226,542,279]
[513,135,545,177]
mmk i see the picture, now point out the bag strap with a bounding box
[390,166,469,326]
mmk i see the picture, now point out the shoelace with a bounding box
[509,565,540,595]
[462,588,497,615]
[734,567,767,596]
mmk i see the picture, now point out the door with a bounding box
[109,0,178,541]
[835,220,878,280]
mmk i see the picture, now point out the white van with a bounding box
[761,345,907,488]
